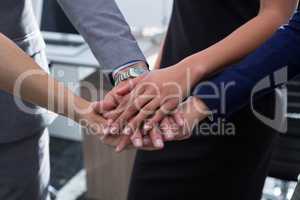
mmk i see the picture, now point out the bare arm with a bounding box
[181,0,298,85]
[0,33,93,122]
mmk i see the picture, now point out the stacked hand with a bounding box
[90,64,209,152]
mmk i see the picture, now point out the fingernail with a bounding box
[123,126,132,135]
[143,123,152,131]
[100,135,106,141]
[133,138,143,147]
[103,127,110,135]
[110,126,118,135]
[115,145,122,152]
[154,139,164,148]
[165,132,174,140]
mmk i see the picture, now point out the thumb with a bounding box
[92,100,116,114]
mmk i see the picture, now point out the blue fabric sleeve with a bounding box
[193,11,300,119]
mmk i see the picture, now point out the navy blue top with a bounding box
[194,11,300,118]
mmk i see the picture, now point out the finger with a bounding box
[103,96,128,120]
[108,119,124,136]
[149,126,164,149]
[146,100,178,130]
[91,101,116,115]
[170,116,190,141]
[103,108,123,121]
[116,76,143,96]
[168,117,181,138]
[99,134,106,141]
[173,111,185,127]
[110,86,156,135]
[142,135,152,146]
[93,91,119,114]
[139,136,160,151]
[114,92,155,134]
[103,119,113,135]
[103,87,147,126]
[83,115,107,136]
[130,130,143,148]
[103,92,133,119]
[160,117,176,141]
[105,82,148,126]
[124,97,161,135]
[115,135,131,152]
[103,116,121,135]
[109,123,122,135]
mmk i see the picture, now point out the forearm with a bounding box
[194,12,300,117]
[179,1,297,86]
[0,33,90,121]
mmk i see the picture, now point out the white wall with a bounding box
[115,0,173,28]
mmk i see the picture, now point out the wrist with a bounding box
[178,52,215,84]
[176,58,206,88]
[113,62,149,85]
[117,62,148,75]
[113,61,148,78]
[188,96,209,120]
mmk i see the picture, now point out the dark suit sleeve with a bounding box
[193,11,300,118]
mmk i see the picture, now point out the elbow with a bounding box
[259,2,297,26]
[257,9,294,32]
[272,11,294,25]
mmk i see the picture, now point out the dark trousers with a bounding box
[128,124,278,200]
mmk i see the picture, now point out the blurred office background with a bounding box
[31,0,300,200]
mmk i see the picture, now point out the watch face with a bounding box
[130,67,148,77]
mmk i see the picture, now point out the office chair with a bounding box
[291,177,300,200]
[263,77,300,200]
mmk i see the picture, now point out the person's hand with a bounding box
[72,97,112,137]
[94,77,143,135]
[69,95,130,149]
[92,98,165,151]
[91,100,161,151]
[104,64,196,138]
[114,96,209,152]
[159,96,209,141]
[90,78,158,150]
